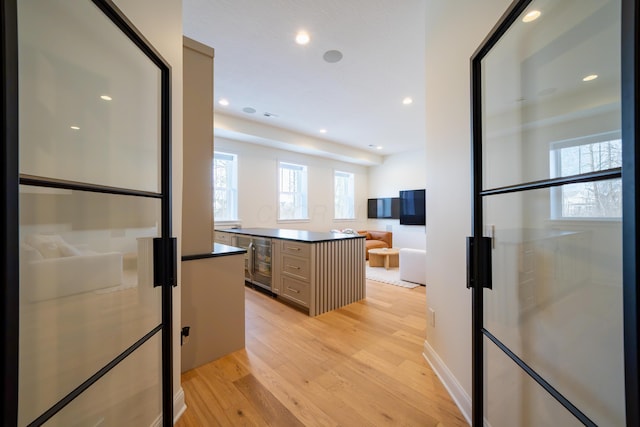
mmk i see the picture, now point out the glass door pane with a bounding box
[482,0,621,190]
[16,0,168,424]
[18,186,162,424]
[18,0,161,193]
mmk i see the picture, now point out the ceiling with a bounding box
[182,0,427,162]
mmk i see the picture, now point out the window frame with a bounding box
[277,161,309,222]
[213,151,238,222]
[333,170,355,220]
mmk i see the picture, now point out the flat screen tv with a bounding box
[399,189,425,225]
[367,197,400,219]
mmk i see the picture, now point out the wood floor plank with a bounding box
[176,280,469,427]
[233,374,304,426]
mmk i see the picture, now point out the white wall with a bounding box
[112,0,184,420]
[367,149,426,250]
[422,0,511,422]
[215,136,369,232]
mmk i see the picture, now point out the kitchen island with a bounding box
[215,228,366,316]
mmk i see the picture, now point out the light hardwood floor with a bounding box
[176,280,468,426]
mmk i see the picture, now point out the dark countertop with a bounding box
[217,227,365,243]
[181,243,247,261]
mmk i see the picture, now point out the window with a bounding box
[334,170,355,219]
[550,133,622,219]
[213,151,238,221]
[278,161,308,220]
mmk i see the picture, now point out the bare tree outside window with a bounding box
[552,137,621,219]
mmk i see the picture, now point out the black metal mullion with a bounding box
[480,168,622,197]
[483,330,597,427]
[91,0,169,71]
[19,175,163,199]
[1,0,19,425]
[159,37,174,427]
[470,44,485,427]
[621,0,640,425]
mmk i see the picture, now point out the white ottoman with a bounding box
[399,248,426,285]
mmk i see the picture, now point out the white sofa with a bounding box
[399,248,426,285]
[21,234,123,302]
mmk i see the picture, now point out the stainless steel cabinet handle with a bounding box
[286,265,301,270]
[286,287,300,293]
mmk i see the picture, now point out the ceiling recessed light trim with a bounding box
[242,107,256,114]
[218,98,230,106]
[100,95,112,101]
[295,31,310,45]
[582,74,598,82]
[522,10,541,23]
[70,126,80,130]
[319,129,327,134]
[402,97,413,105]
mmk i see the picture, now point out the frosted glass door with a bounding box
[471,0,626,425]
[15,0,172,425]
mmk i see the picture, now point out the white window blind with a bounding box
[334,170,355,219]
[278,161,308,220]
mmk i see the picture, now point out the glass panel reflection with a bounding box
[42,334,162,427]
[484,337,582,427]
[483,181,624,426]
[18,0,161,192]
[481,0,621,190]
[18,185,161,424]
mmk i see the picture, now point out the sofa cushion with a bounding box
[25,234,81,258]
[366,240,388,251]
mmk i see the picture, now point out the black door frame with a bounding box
[469,0,639,425]
[0,1,175,425]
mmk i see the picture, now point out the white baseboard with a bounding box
[150,387,187,427]
[423,340,472,426]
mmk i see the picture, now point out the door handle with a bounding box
[466,236,492,289]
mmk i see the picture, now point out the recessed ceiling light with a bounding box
[70,126,80,130]
[323,50,343,63]
[402,97,413,105]
[376,146,383,150]
[582,74,598,82]
[319,129,327,134]
[100,95,112,101]
[242,107,256,114]
[295,31,310,45]
[218,98,230,106]
[522,10,541,23]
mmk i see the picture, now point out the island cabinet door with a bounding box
[271,240,281,295]
[275,240,312,307]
